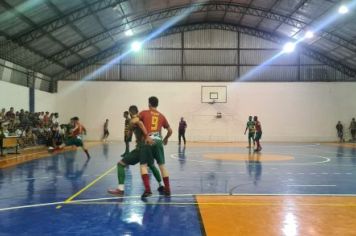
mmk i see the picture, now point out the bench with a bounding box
[1,136,20,156]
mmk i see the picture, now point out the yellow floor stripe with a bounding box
[56,165,116,209]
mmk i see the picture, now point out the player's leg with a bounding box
[182,131,186,145]
[139,144,154,198]
[178,131,182,145]
[247,133,252,148]
[152,140,171,196]
[77,139,90,160]
[148,162,164,192]
[108,149,140,196]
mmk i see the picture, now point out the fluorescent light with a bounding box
[131,41,142,52]
[305,30,314,39]
[338,5,349,14]
[125,29,133,36]
[282,42,296,53]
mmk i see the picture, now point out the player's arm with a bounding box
[244,123,248,135]
[163,126,173,145]
[82,125,87,135]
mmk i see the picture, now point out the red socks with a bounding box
[141,174,151,193]
[163,176,170,192]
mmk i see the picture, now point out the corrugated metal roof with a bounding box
[0,0,354,85]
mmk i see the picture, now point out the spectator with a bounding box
[0,122,4,156]
[5,107,15,121]
[178,117,187,146]
[350,118,356,142]
[336,121,344,143]
[0,108,6,121]
[43,112,50,127]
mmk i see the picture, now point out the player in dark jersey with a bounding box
[107,105,163,196]
[244,116,255,148]
[139,96,172,198]
[121,111,131,157]
[253,116,262,152]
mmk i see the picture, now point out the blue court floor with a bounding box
[1,141,356,235]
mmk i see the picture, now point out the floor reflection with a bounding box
[246,150,262,186]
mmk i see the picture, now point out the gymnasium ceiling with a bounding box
[0,0,356,80]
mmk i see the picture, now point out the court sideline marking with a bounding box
[56,164,117,209]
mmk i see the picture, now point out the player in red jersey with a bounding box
[253,116,262,152]
[139,96,172,198]
[59,117,90,160]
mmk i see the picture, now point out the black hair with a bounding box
[148,96,159,107]
[124,111,129,115]
[129,105,138,114]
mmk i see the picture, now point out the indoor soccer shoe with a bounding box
[107,188,124,196]
[163,189,171,197]
[157,186,165,194]
[141,191,152,198]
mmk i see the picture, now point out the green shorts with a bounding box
[255,132,262,141]
[122,146,155,166]
[151,138,165,165]
[248,132,255,140]
[65,137,83,147]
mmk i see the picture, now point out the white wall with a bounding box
[0,80,56,112]
[35,90,56,113]
[56,81,356,142]
[0,80,29,111]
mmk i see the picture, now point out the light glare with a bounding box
[338,5,349,14]
[305,31,314,39]
[131,41,142,52]
[125,29,133,36]
[283,42,296,53]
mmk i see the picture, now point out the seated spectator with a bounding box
[24,127,37,146]
[5,107,15,121]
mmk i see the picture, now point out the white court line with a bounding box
[287,185,336,187]
[2,193,356,212]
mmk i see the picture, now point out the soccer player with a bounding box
[107,105,163,196]
[253,116,262,152]
[59,117,90,160]
[121,111,131,157]
[139,96,173,198]
[244,116,255,148]
[102,119,109,142]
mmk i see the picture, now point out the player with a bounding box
[139,96,173,198]
[121,111,131,157]
[59,117,90,160]
[253,116,262,152]
[107,105,163,196]
[244,116,255,148]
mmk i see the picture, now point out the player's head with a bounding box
[73,117,79,121]
[123,111,129,118]
[148,96,159,108]
[129,105,139,116]
[181,117,184,121]
[249,116,252,121]
[253,116,258,121]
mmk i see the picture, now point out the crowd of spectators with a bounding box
[0,107,62,149]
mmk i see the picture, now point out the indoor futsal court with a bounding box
[1,0,356,235]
